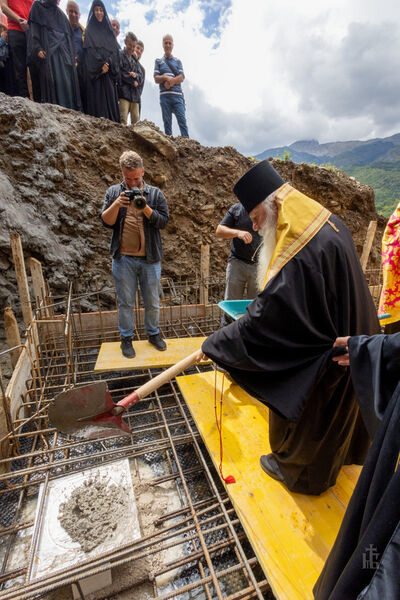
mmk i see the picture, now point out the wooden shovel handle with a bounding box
[114,350,201,413]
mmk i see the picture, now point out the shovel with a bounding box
[49,350,202,439]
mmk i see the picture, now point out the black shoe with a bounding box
[120,337,136,358]
[148,334,167,351]
[260,454,285,483]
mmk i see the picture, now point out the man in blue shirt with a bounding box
[66,1,84,64]
[153,34,188,137]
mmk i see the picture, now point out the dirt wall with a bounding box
[0,93,386,320]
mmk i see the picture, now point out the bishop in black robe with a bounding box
[27,0,81,110]
[202,160,380,495]
[79,0,120,122]
[314,333,400,599]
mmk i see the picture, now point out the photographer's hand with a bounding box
[132,198,152,219]
[101,193,129,226]
[142,204,153,219]
[116,193,130,208]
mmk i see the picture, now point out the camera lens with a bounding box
[134,197,146,209]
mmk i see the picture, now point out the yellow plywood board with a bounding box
[176,371,360,600]
[94,337,209,372]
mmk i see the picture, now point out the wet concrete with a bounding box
[58,473,129,553]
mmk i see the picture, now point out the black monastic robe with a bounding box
[203,214,380,495]
[79,0,120,122]
[0,39,15,96]
[314,333,400,599]
[27,0,81,110]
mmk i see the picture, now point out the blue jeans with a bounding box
[112,255,161,338]
[160,94,189,137]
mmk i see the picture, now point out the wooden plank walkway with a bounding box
[176,371,360,600]
[94,337,208,372]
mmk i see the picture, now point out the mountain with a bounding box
[256,134,400,162]
[256,145,327,165]
[255,134,400,217]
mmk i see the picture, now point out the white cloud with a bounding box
[65,0,400,154]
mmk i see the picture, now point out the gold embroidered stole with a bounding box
[262,183,332,289]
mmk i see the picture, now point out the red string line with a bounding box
[214,367,236,485]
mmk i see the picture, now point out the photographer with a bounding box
[100,150,169,358]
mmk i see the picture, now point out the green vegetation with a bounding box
[274,149,292,162]
[333,141,394,168]
[342,164,400,217]
[320,162,338,171]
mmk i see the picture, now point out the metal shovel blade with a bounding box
[48,381,131,439]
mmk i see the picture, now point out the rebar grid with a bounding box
[364,266,383,310]
[0,283,272,600]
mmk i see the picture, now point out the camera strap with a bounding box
[164,56,179,77]
[164,56,185,106]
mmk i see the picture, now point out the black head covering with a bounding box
[84,0,119,53]
[28,0,70,33]
[233,160,285,214]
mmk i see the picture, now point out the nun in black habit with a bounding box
[314,333,400,599]
[27,0,81,110]
[198,160,380,495]
[79,0,120,122]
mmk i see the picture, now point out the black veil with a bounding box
[28,0,69,33]
[79,0,120,121]
[27,0,81,110]
[84,0,119,53]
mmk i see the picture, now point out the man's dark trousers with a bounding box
[7,29,29,97]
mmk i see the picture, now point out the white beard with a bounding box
[256,217,278,291]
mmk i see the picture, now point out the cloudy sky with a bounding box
[61,0,400,155]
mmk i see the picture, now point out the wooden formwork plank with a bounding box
[9,233,33,328]
[360,220,377,272]
[94,337,209,372]
[29,257,48,316]
[5,346,32,422]
[4,306,21,368]
[200,244,210,305]
[176,371,360,600]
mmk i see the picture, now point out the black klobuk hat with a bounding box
[233,160,284,213]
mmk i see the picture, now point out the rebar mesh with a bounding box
[0,280,272,600]
[364,267,383,310]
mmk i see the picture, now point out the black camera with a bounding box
[124,187,146,209]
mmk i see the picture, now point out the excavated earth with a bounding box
[0,93,386,347]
